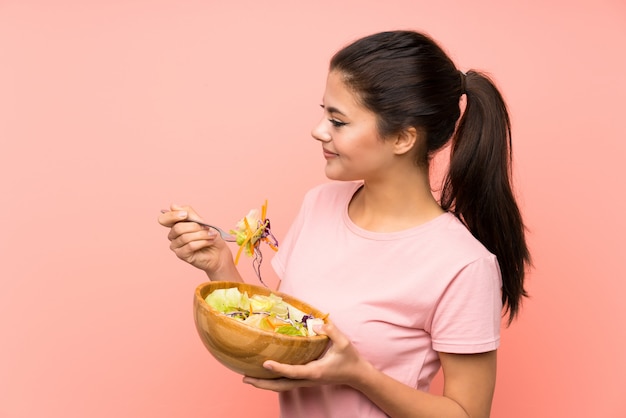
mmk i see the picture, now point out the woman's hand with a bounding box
[158,204,242,281]
[242,320,370,392]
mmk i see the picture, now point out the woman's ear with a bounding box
[393,126,419,155]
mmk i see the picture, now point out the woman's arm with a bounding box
[243,321,496,418]
[352,351,496,418]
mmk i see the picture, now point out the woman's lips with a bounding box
[322,148,339,159]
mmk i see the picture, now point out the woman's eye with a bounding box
[329,119,347,128]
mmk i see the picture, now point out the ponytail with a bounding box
[441,71,531,324]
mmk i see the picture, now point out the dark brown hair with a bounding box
[330,30,530,323]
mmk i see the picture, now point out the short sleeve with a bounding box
[430,255,503,354]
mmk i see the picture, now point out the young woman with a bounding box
[159,30,530,418]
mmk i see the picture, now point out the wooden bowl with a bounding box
[193,281,330,379]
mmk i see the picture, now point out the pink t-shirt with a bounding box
[271,181,502,418]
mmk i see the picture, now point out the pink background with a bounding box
[1,1,625,417]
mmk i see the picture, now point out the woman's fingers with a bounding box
[169,228,218,259]
[242,376,315,392]
[170,234,212,254]
[170,204,205,223]
[316,320,351,350]
[158,204,206,227]
[167,221,211,242]
[262,360,323,381]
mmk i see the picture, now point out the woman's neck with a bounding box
[347,169,444,233]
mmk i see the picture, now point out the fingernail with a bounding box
[177,211,187,218]
[263,362,273,370]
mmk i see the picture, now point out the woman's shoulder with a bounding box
[434,213,495,261]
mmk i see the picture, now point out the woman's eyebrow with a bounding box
[320,104,347,116]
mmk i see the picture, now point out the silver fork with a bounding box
[160,209,237,242]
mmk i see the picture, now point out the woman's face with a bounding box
[311,70,397,182]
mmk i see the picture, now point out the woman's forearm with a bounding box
[351,362,470,418]
[351,351,496,418]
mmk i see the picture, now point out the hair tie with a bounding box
[459,70,467,95]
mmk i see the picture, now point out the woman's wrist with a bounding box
[205,259,244,282]
[346,357,379,393]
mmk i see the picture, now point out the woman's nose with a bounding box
[311,118,331,143]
